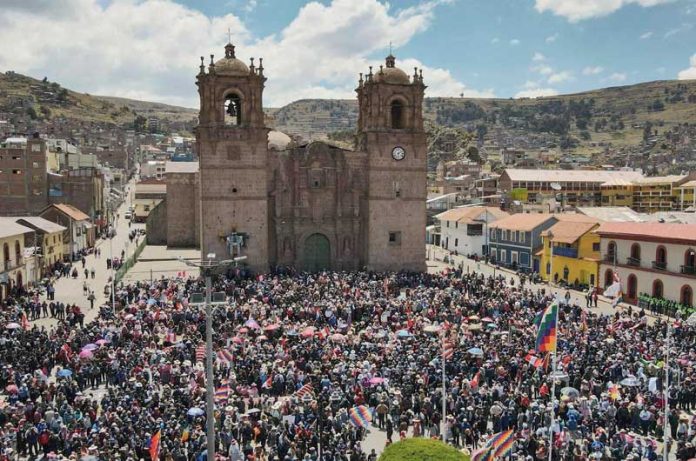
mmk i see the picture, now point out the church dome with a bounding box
[215,43,249,76]
[373,54,410,84]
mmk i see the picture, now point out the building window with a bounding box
[388,231,402,245]
[454,238,458,247]
[446,221,450,228]
[592,242,600,252]
[630,243,641,262]
[546,262,550,275]
[390,100,404,129]
[652,279,664,299]
[627,274,638,299]
[224,93,242,126]
[490,229,495,241]
[455,222,458,229]
[12,169,22,175]
[32,144,41,152]
[681,285,693,306]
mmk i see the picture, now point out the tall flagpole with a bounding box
[548,303,559,461]
[441,333,447,442]
[663,322,671,460]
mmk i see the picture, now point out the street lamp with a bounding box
[181,254,246,458]
[547,230,554,286]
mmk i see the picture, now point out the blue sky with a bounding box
[1,0,695,106]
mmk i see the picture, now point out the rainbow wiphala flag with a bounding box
[535,302,558,354]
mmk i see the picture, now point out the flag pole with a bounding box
[441,332,447,442]
[548,303,559,461]
[663,322,671,460]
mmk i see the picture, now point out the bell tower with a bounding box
[357,54,427,272]
[196,42,270,272]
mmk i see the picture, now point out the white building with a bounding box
[436,206,509,257]
[597,222,695,307]
[140,160,166,179]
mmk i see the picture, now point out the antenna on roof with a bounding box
[550,182,562,191]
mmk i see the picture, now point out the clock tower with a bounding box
[357,54,427,271]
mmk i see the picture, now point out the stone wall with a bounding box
[145,199,167,245]
[166,171,199,248]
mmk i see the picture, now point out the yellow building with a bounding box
[0,219,32,302]
[600,179,634,208]
[675,180,696,211]
[539,215,601,287]
[14,217,67,271]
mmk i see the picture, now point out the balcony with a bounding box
[1,259,22,273]
[652,261,667,271]
[603,253,617,263]
[553,247,578,258]
[626,257,641,267]
[681,265,696,275]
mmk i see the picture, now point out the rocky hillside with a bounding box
[267,80,696,155]
[0,71,196,129]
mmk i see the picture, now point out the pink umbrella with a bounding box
[231,336,244,344]
[368,377,385,385]
[5,384,18,394]
[329,333,345,342]
[245,319,261,330]
[124,314,135,321]
[263,323,281,331]
[82,344,99,351]
[257,335,268,341]
[481,317,494,323]
[301,326,316,338]
[79,350,94,360]
[96,339,110,345]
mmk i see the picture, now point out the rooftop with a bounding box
[541,220,599,244]
[435,206,509,224]
[15,217,66,234]
[0,218,33,239]
[576,206,646,223]
[165,161,199,174]
[489,213,555,231]
[595,222,696,244]
[633,175,687,185]
[50,203,90,222]
[502,168,644,184]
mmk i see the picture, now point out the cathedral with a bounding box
[159,42,427,273]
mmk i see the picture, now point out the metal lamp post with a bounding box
[182,254,246,459]
[547,230,554,286]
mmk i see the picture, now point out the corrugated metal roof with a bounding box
[15,217,66,234]
[489,213,555,231]
[165,161,199,174]
[0,218,33,239]
[503,169,644,183]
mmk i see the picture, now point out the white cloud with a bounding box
[607,72,628,82]
[582,66,604,75]
[545,33,559,43]
[534,0,673,22]
[0,0,481,108]
[640,31,653,39]
[664,23,693,38]
[678,53,696,79]
[515,87,559,98]
[510,38,520,45]
[532,52,546,62]
[548,70,572,83]
[532,63,554,75]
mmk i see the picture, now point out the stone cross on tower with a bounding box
[227,27,232,44]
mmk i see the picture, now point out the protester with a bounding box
[0,269,693,460]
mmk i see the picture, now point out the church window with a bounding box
[388,231,402,245]
[390,100,404,129]
[224,93,242,126]
[309,169,323,188]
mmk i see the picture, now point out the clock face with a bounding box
[392,146,406,161]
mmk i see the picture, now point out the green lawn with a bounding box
[378,438,470,461]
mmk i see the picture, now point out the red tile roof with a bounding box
[595,222,696,244]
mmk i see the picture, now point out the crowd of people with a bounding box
[0,267,694,461]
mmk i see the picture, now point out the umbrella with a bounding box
[147,298,157,306]
[468,323,482,331]
[124,314,135,321]
[82,344,99,351]
[423,325,441,333]
[5,384,18,394]
[187,407,205,417]
[263,323,281,331]
[481,317,494,323]
[285,329,299,337]
[95,339,110,345]
[245,319,261,330]
[396,330,412,338]
[468,315,480,321]
[79,350,94,360]
[5,323,20,330]
[368,377,385,385]
[561,387,580,398]
[246,408,261,415]
[620,376,641,387]
[257,335,268,341]
[467,347,484,357]
[57,369,73,378]
[301,326,316,338]
[231,336,244,344]
[329,333,345,342]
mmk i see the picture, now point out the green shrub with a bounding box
[378,438,469,461]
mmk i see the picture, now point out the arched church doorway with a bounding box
[303,234,330,272]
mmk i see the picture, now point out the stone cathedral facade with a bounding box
[163,42,427,273]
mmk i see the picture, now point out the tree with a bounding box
[379,438,468,461]
[467,145,481,163]
[26,107,38,120]
[134,114,148,133]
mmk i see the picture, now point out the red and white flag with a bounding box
[262,376,273,389]
[195,345,206,362]
[470,371,481,388]
[317,327,330,341]
[442,338,455,360]
[295,383,313,398]
[525,353,544,368]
